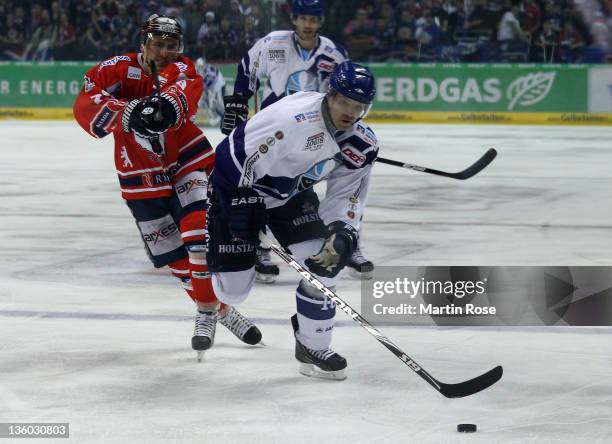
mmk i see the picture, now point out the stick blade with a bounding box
[455,147,497,180]
[438,365,503,398]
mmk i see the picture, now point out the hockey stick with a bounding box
[149,60,163,122]
[261,238,503,398]
[147,61,164,156]
[376,148,497,180]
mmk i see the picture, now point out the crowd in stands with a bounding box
[1,0,610,63]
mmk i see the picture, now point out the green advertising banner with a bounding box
[370,63,588,112]
[0,61,92,107]
[0,61,610,124]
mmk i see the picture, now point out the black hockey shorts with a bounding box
[207,189,326,272]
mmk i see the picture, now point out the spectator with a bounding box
[53,12,77,60]
[558,20,585,61]
[372,16,397,60]
[537,19,558,62]
[178,0,201,54]
[209,17,239,60]
[1,26,28,61]
[523,0,542,37]
[415,12,442,58]
[497,4,529,48]
[197,11,218,55]
[28,9,56,60]
[343,8,376,60]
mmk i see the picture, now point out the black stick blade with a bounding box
[438,365,503,398]
[454,147,497,180]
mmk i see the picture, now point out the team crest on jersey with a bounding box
[259,144,269,153]
[275,131,284,140]
[266,137,275,146]
[304,132,325,151]
[99,55,131,69]
[127,66,141,80]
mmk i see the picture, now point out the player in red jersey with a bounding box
[73,15,262,360]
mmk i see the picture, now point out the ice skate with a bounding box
[255,246,279,283]
[219,305,262,345]
[291,314,347,380]
[346,246,374,280]
[192,310,217,362]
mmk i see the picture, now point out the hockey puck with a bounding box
[457,424,477,433]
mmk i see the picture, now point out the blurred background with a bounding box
[1,1,611,123]
[1,0,610,64]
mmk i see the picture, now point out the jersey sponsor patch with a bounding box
[99,55,131,69]
[175,171,208,207]
[127,66,142,80]
[268,49,286,63]
[175,61,188,72]
[138,215,183,256]
[341,146,367,167]
[317,61,335,72]
[356,123,377,145]
[304,132,325,151]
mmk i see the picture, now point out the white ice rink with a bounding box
[1,122,611,443]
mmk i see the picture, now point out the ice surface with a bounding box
[1,122,611,443]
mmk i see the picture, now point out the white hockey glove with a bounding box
[305,222,359,278]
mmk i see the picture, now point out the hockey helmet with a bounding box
[292,0,324,17]
[140,14,183,52]
[329,61,376,104]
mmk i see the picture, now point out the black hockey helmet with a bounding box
[140,14,183,52]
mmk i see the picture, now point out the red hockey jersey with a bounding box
[73,53,214,200]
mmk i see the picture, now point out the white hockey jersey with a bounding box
[233,30,348,109]
[213,92,378,229]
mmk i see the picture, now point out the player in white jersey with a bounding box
[207,62,377,379]
[221,0,374,281]
[195,57,226,126]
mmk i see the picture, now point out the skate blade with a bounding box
[196,351,205,363]
[256,273,278,284]
[348,268,374,280]
[298,362,347,381]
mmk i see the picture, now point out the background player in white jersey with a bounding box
[221,0,375,282]
[207,62,378,379]
[195,57,226,127]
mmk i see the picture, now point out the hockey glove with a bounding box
[305,221,359,278]
[221,94,249,135]
[228,187,267,245]
[123,93,181,138]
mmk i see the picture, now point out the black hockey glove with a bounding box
[123,93,180,138]
[228,187,267,245]
[305,221,359,278]
[221,94,249,135]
